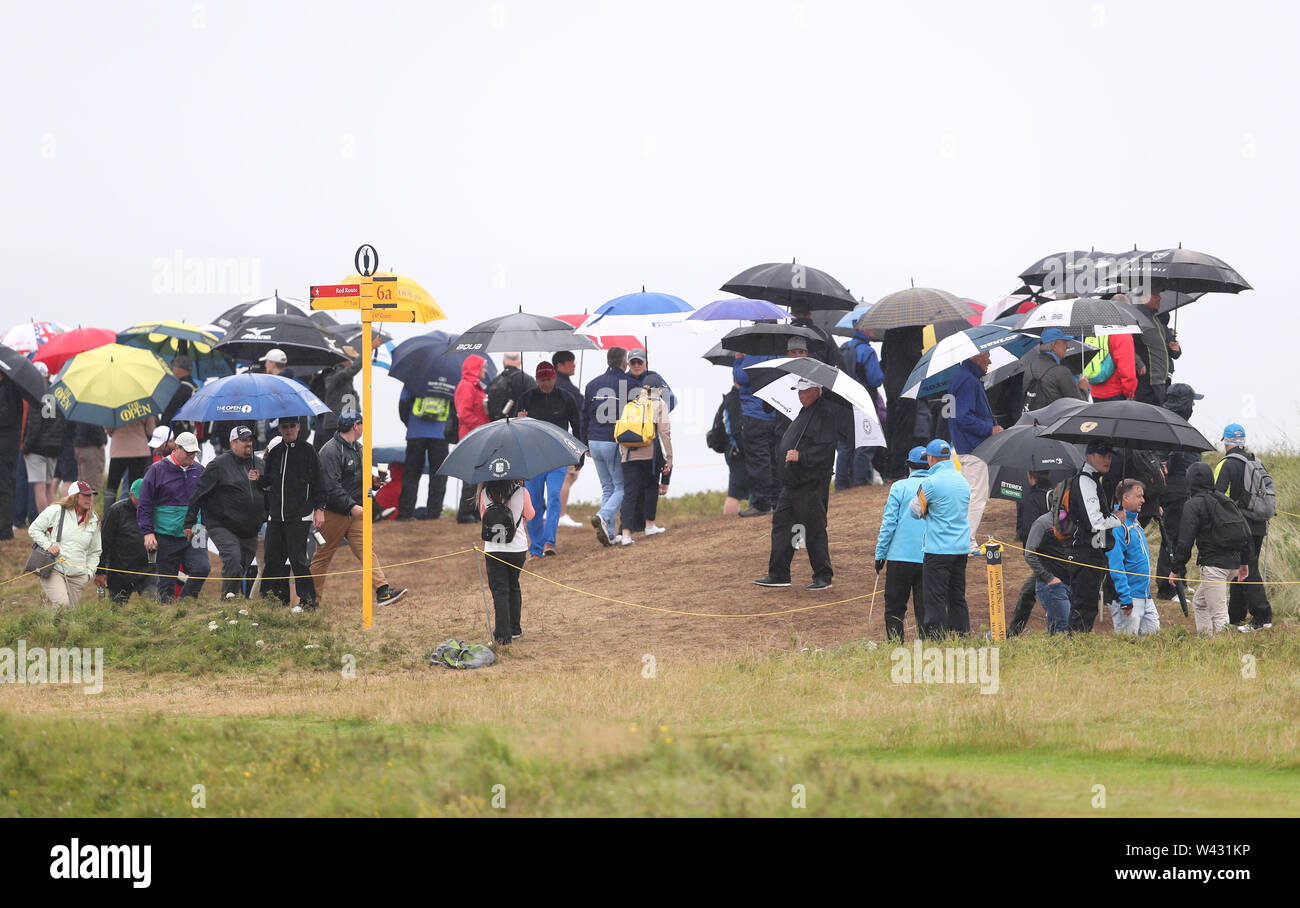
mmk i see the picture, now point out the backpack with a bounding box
[411,395,450,422]
[614,394,655,447]
[430,639,496,669]
[706,398,729,454]
[1049,477,1075,542]
[1223,452,1276,522]
[486,371,523,420]
[444,402,460,444]
[1203,492,1252,554]
[481,496,522,543]
[1082,335,1115,383]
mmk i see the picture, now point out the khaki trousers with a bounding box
[958,454,989,548]
[75,446,106,491]
[310,510,388,595]
[1193,565,1232,634]
[41,571,89,608]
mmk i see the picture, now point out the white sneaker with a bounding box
[644,525,666,536]
[871,470,884,486]
[618,535,634,546]
[557,514,583,528]
[1236,624,1254,633]
[224,592,237,600]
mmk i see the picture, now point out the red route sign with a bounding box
[310,284,362,299]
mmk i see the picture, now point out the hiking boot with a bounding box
[753,575,791,587]
[806,579,833,591]
[739,506,773,518]
[543,544,557,556]
[557,514,583,528]
[375,585,408,606]
[591,514,612,546]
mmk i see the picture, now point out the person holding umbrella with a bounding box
[552,350,586,529]
[789,302,840,368]
[1155,384,1204,599]
[753,379,839,591]
[910,439,972,637]
[257,416,326,608]
[948,350,1002,550]
[874,446,931,641]
[454,355,492,523]
[733,347,779,518]
[516,361,581,557]
[881,325,924,480]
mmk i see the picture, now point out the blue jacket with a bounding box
[581,367,632,445]
[400,387,446,440]
[844,332,884,390]
[733,354,776,421]
[876,469,930,563]
[948,361,994,454]
[1107,509,1151,605]
[914,460,972,555]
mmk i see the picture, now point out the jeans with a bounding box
[1035,579,1072,635]
[589,441,624,531]
[1109,596,1160,635]
[154,534,210,602]
[835,442,876,490]
[525,466,566,555]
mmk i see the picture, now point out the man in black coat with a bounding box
[754,381,841,591]
[881,325,924,479]
[22,373,66,513]
[0,374,23,540]
[487,352,538,421]
[257,416,326,607]
[1213,423,1273,630]
[95,478,152,602]
[789,303,840,368]
[185,425,267,600]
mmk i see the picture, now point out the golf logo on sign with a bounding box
[488,457,510,478]
[1080,421,1098,433]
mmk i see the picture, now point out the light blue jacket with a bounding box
[876,469,930,563]
[1107,509,1151,605]
[913,460,972,555]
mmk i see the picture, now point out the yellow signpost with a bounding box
[309,246,445,627]
[985,542,1006,641]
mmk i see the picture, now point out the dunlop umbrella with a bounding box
[1038,399,1213,453]
[49,344,180,428]
[720,260,857,311]
[856,287,980,331]
[32,327,117,374]
[117,320,234,381]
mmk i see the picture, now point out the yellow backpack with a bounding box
[615,394,656,447]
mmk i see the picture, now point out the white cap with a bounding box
[259,348,288,365]
[148,425,174,449]
[795,378,819,391]
[174,431,201,453]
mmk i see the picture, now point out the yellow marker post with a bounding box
[985,542,1006,641]
[310,246,446,627]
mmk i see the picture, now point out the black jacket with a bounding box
[881,326,924,398]
[516,387,580,434]
[161,378,199,429]
[258,436,326,521]
[97,496,149,578]
[185,451,267,536]
[1016,479,1051,543]
[778,396,843,490]
[790,317,840,368]
[71,420,107,448]
[318,432,365,515]
[1066,463,1120,553]
[0,376,23,436]
[312,360,363,434]
[487,366,537,420]
[1173,462,1253,572]
[22,390,66,457]
[1214,447,1267,535]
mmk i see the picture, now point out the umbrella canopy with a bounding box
[174,372,331,422]
[985,287,1046,323]
[49,344,180,428]
[702,342,737,367]
[117,320,234,381]
[553,314,641,351]
[720,260,857,311]
[32,327,117,375]
[721,323,827,357]
[1038,399,1213,453]
[982,335,1097,389]
[577,290,694,336]
[972,425,1085,501]
[902,325,1039,399]
[436,417,587,483]
[455,311,599,355]
[742,357,875,412]
[832,305,874,339]
[388,331,499,398]
[1018,250,1105,291]
[857,287,980,331]
[0,344,51,403]
[686,297,789,323]
[213,313,351,367]
[1110,247,1251,296]
[334,272,447,322]
[2,321,70,356]
[309,311,392,352]
[1012,297,1141,336]
[1015,396,1091,427]
[214,292,312,330]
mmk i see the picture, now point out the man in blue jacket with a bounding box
[733,350,779,517]
[947,351,1001,550]
[911,438,973,637]
[1107,478,1160,635]
[874,446,929,641]
[582,347,631,546]
[837,330,885,490]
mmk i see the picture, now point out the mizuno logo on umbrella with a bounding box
[241,327,275,339]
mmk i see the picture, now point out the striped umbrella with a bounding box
[902,325,1040,399]
[2,320,70,356]
[856,287,980,331]
[214,292,312,330]
[50,344,180,428]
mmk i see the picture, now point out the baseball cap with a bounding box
[129,479,143,498]
[229,426,254,443]
[173,354,193,371]
[73,480,94,496]
[148,425,174,449]
[175,431,200,453]
[277,415,300,426]
[1222,423,1246,443]
[627,349,647,362]
[259,348,288,365]
[786,336,809,352]
[535,362,556,380]
[925,439,952,458]
[1040,328,1070,344]
[338,408,362,430]
[1167,383,1204,401]
[1086,440,1115,455]
[907,445,928,466]
[795,378,819,391]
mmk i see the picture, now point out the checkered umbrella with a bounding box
[856,287,980,331]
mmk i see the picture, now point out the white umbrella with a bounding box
[1013,297,1142,336]
[744,357,885,447]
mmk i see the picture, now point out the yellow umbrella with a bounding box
[117,320,233,379]
[336,272,447,322]
[51,344,180,428]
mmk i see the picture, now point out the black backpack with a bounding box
[444,402,460,444]
[1203,492,1251,554]
[481,497,522,543]
[706,398,729,454]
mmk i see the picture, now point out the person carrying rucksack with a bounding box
[1155,383,1205,599]
[1055,441,1123,633]
[615,375,672,545]
[1084,330,1137,402]
[1212,423,1275,631]
[486,352,537,421]
[1022,328,1089,412]
[1170,461,1252,635]
[478,478,535,646]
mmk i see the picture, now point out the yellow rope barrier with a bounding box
[989,537,1290,586]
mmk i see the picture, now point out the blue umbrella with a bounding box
[577,289,693,336]
[686,297,788,323]
[832,305,874,339]
[388,330,498,398]
[902,325,1040,399]
[436,417,586,483]
[175,372,331,421]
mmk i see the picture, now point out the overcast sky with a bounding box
[4,1,1297,498]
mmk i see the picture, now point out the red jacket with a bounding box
[1089,332,1137,400]
[454,356,490,436]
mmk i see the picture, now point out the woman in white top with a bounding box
[28,480,102,608]
[478,479,535,646]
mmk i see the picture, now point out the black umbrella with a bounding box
[972,425,1085,501]
[454,310,599,355]
[309,311,392,351]
[1110,246,1251,295]
[721,323,827,357]
[1038,400,1213,453]
[436,417,586,483]
[702,341,738,367]
[0,343,50,403]
[1018,250,1105,290]
[214,313,350,367]
[389,331,498,397]
[1015,396,1091,427]
[213,292,311,331]
[720,260,857,311]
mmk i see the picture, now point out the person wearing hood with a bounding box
[1213,423,1274,630]
[185,425,267,600]
[1022,328,1089,412]
[874,446,930,641]
[1170,461,1252,635]
[1106,478,1160,635]
[95,478,152,603]
[837,328,885,489]
[754,380,840,591]
[1155,383,1204,599]
[454,355,491,523]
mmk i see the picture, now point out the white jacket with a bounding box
[29,504,102,578]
